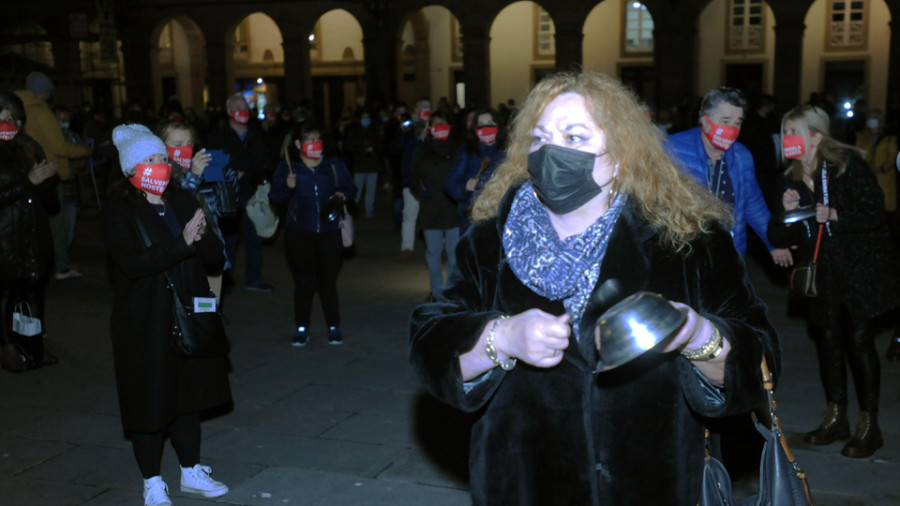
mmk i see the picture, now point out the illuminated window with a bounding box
[727,0,765,53]
[623,2,653,55]
[827,0,868,50]
[533,5,555,60]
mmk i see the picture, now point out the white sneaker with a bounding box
[180,464,228,498]
[143,476,172,506]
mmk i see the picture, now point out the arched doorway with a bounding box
[396,6,463,108]
[229,12,284,119]
[490,1,556,108]
[309,9,365,129]
[152,16,206,113]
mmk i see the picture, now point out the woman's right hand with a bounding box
[782,188,800,211]
[493,309,571,368]
[286,173,297,189]
[191,148,211,176]
[181,209,206,246]
[28,160,58,185]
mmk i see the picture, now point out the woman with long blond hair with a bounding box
[409,71,779,504]
[768,105,900,458]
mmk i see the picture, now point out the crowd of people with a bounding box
[3,67,900,505]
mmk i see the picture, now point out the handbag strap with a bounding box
[811,223,824,262]
[133,213,178,291]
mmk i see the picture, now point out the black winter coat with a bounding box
[410,186,780,505]
[768,155,900,325]
[0,155,55,281]
[102,187,231,433]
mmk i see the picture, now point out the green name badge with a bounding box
[193,296,217,313]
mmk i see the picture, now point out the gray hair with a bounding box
[699,87,747,122]
[225,93,248,112]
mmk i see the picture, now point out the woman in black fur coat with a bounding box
[768,105,900,459]
[409,72,780,505]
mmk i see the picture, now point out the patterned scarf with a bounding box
[503,182,626,333]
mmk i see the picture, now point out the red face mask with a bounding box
[265,112,277,121]
[166,145,193,169]
[0,120,18,141]
[703,115,740,151]
[129,162,172,195]
[302,140,323,159]
[782,135,807,159]
[430,124,451,140]
[417,108,432,123]
[476,126,498,145]
[231,109,250,125]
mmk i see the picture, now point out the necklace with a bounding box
[150,203,166,216]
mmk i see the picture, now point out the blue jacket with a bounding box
[269,156,357,234]
[665,127,774,256]
[444,143,505,206]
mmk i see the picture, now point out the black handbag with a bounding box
[134,214,229,358]
[211,180,239,218]
[700,358,813,506]
[789,223,823,298]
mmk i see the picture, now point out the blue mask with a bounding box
[361,118,372,127]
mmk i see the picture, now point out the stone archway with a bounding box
[151,16,206,112]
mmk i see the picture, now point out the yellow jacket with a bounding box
[14,89,91,180]
[856,129,899,212]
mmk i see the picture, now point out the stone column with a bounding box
[768,1,813,110]
[886,0,900,110]
[553,21,583,72]
[282,34,312,105]
[644,0,710,112]
[461,24,490,109]
[363,32,398,106]
[121,35,154,107]
[205,39,229,109]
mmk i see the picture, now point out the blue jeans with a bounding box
[423,228,460,295]
[354,172,378,215]
[222,202,263,286]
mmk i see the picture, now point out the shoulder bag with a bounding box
[246,180,279,239]
[700,358,813,506]
[328,164,354,248]
[789,223,823,298]
[134,215,230,358]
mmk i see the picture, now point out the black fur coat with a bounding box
[410,186,780,505]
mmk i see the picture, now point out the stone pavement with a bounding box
[1,204,898,505]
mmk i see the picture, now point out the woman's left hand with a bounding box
[334,191,346,202]
[661,302,729,386]
[661,302,713,353]
[815,203,835,223]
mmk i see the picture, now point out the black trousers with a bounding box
[130,413,201,479]
[810,303,880,411]
[284,228,342,328]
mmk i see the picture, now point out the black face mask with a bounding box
[527,144,607,215]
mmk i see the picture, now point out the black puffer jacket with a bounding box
[0,145,55,281]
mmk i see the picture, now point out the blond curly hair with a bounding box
[471,71,731,253]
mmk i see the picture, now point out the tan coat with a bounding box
[13,90,91,180]
[856,129,899,211]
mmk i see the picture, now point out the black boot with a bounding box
[1,344,31,373]
[804,402,851,445]
[841,411,883,458]
[887,336,900,361]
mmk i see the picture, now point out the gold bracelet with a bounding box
[681,324,725,361]
[485,316,516,371]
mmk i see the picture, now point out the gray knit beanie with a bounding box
[26,72,54,95]
[112,124,167,175]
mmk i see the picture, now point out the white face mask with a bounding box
[867,118,880,131]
